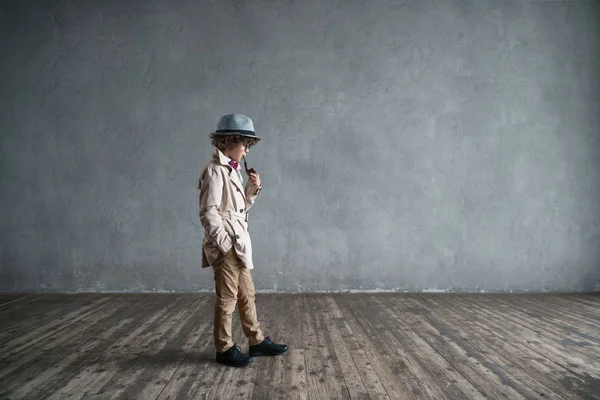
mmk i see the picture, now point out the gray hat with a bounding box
[213,114,261,141]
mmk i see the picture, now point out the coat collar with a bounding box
[212,147,245,196]
[213,146,233,167]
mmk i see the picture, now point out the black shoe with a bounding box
[216,344,253,367]
[249,336,289,357]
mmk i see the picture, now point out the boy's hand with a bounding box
[249,172,261,187]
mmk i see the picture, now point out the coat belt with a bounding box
[218,210,247,222]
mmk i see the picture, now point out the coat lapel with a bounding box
[229,168,246,198]
[213,147,246,200]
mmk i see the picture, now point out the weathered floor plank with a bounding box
[443,294,599,399]
[302,294,350,400]
[358,295,484,400]
[1,293,599,400]
[0,293,105,345]
[96,295,209,399]
[0,293,42,307]
[455,294,600,378]
[326,296,390,400]
[317,295,370,399]
[0,296,134,382]
[8,295,152,399]
[375,295,535,400]
[1,294,118,361]
[403,294,565,400]
[336,294,416,399]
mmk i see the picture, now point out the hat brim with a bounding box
[213,130,261,141]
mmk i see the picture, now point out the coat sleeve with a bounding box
[199,167,233,255]
[244,182,260,211]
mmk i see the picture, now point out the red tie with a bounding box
[229,160,238,169]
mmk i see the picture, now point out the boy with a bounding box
[198,114,288,367]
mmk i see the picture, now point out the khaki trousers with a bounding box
[212,249,264,352]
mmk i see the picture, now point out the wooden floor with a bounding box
[0,293,599,399]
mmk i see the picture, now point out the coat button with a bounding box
[235,234,240,239]
[240,208,244,213]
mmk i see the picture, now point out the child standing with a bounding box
[198,114,288,367]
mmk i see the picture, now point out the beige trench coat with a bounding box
[198,147,260,269]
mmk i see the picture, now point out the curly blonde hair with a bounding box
[210,133,259,152]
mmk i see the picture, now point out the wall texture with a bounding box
[1,0,599,292]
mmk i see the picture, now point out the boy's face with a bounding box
[227,141,248,163]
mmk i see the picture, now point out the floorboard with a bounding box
[1,293,599,399]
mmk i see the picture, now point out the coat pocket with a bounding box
[223,219,236,240]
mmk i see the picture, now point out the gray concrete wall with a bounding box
[1,0,599,293]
